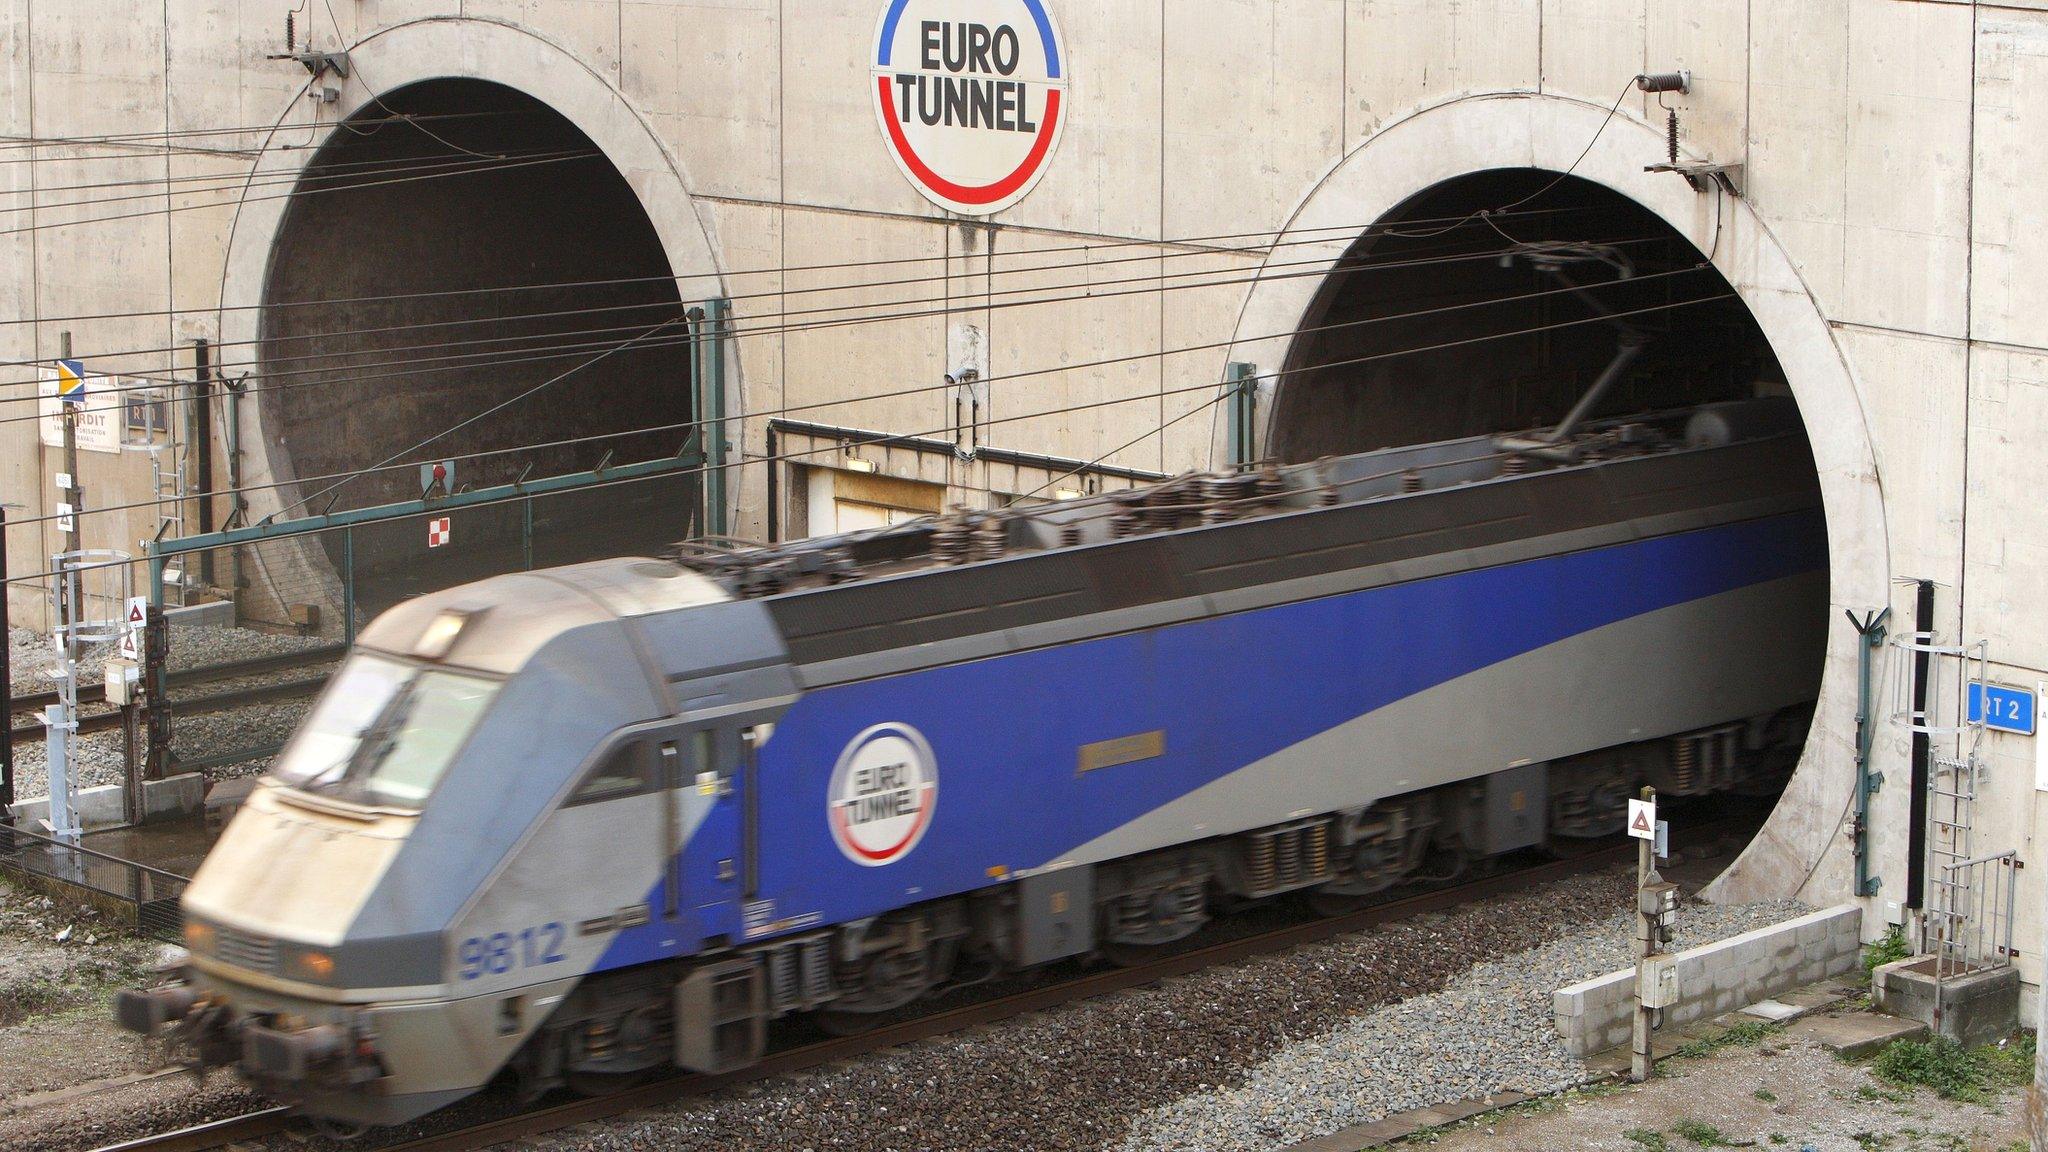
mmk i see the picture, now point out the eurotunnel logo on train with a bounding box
[870,0,1067,215]
[828,722,939,866]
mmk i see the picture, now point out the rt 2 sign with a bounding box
[1967,682,2036,736]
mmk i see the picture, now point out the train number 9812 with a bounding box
[457,923,566,979]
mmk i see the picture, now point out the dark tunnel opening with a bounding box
[1276,169,1787,458]
[259,79,698,614]
[1274,170,1830,875]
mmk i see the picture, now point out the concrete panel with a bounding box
[1830,327,1966,589]
[624,0,781,202]
[777,207,945,437]
[1963,346,2048,673]
[998,2,1162,239]
[1645,0,1749,168]
[462,0,622,81]
[700,196,782,542]
[1840,0,1972,338]
[1160,246,1262,475]
[1969,12,2048,349]
[1346,0,1541,150]
[979,230,1163,477]
[1539,0,1644,105]
[780,3,932,219]
[1162,0,1343,243]
[1744,0,1848,318]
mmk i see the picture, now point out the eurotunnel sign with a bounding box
[871,0,1067,215]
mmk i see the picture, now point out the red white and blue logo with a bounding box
[828,722,938,866]
[871,0,1067,215]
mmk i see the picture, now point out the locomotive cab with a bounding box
[120,559,747,1125]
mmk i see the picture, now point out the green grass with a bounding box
[1622,1129,1669,1152]
[1752,1087,1777,1103]
[1860,925,1911,984]
[1674,1019,1783,1059]
[1869,1033,2034,1103]
[1670,1119,1732,1147]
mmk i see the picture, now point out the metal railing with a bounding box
[0,823,189,942]
[1929,850,2018,981]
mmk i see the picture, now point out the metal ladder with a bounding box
[143,393,187,606]
[1925,753,1980,979]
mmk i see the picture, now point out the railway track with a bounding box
[86,839,1648,1152]
[5,644,344,746]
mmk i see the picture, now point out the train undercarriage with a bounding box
[504,704,1809,1097]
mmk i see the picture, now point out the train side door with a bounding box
[667,722,761,944]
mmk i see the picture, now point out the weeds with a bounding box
[1753,1087,1777,1103]
[1870,1033,2034,1102]
[1860,926,1911,984]
[1670,1119,1732,1147]
[1676,1020,1783,1059]
[1622,1129,1669,1152]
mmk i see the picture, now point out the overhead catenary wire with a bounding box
[0,280,1724,540]
[0,202,1612,337]
[0,238,1711,431]
[0,147,599,219]
[0,108,540,159]
[0,218,1688,405]
[1,291,1738,587]
[0,212,1578,387]
[0,148,605,241]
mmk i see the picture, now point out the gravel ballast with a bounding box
[1112,897,1810,1152]
[512,868,1658,1152]
[8,624,329,800]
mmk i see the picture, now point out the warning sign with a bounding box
[427,517,451,548]
[1627,797,1657,840]
[117,596,146,660]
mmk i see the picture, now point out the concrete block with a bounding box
[1873,957,2022,1049]
[1790,1011,1929,1059]
[163,600,233,629]
[8,773,204,832]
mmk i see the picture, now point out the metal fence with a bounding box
[146,457,703,777]
[1928,850,2019,981]
[0,824,188,941]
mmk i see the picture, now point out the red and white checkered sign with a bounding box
[427,517,451,548]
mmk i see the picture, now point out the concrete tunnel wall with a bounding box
[1224,93,1892,923]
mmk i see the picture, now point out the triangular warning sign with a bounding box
[128,603,145,625]
[1630,807,1653,835]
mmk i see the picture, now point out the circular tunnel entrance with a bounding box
[259,78,698,615]
[1275,169,1829,881]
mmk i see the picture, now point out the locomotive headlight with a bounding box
[414,607,481,660]
[183,921,215,953]
[290,950,337,981]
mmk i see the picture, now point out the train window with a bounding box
[271,655,500,809]
[567,743,653,806]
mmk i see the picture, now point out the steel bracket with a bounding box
[1867,770,1884,794]
[1644,161,1740,196]
[268,50,351,80]
[1858,876,1882,897]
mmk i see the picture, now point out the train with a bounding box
[117,398,1827,1125]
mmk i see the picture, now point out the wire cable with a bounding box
[0,285,1727,541]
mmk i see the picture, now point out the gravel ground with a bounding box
[1411,1034,2026,1151]
[0,876,160,1028]
[8,624,329,799]
[497,867,1653,1152]
[1113,898,1811,1152]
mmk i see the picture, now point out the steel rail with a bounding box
[7,644,345,744]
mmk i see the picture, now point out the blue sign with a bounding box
[1967,681,2036,736]
[54,358,85,406]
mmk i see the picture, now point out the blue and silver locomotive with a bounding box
[119,400,1826,1124]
